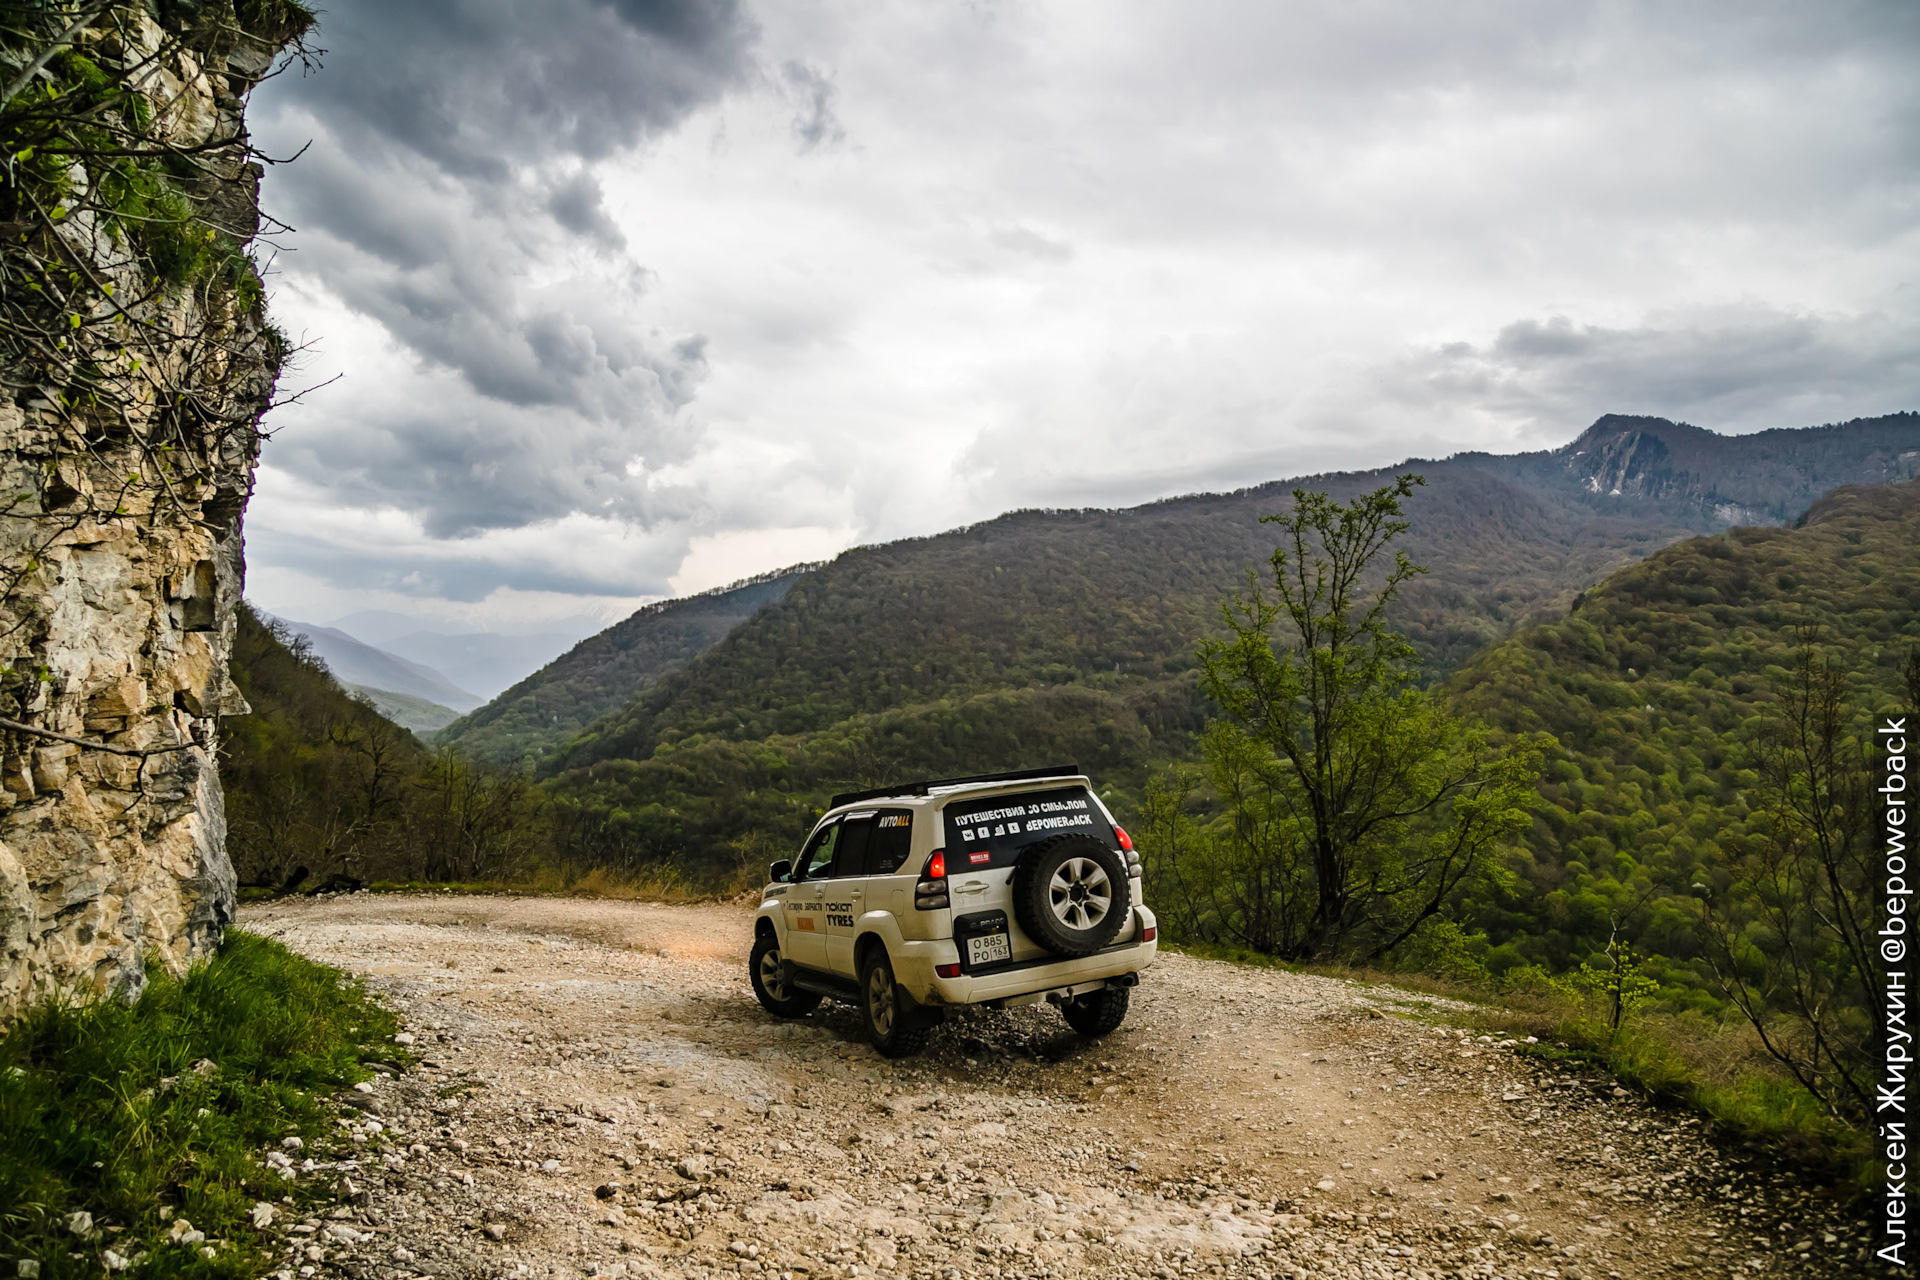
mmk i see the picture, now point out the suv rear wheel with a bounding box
[858,947,936,1058]
[1061,985,1129,1036]
[1013,834,1131,956]
[750,932,822,1018]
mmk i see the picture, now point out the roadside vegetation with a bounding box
[1145,481,1916,1192]
[0,931,400,1280]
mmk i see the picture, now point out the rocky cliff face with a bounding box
[1551,412,1920,526]
[0,3,309,1019]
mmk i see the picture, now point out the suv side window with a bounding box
[799,822,839,880]
[833,814,876,877]
[868,810,914,875]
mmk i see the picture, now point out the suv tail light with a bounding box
[916,849,950,911]
[1143,925,1157,942]
[935,963,962,978]
[1113,825,1134,852]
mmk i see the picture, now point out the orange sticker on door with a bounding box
[794,917,816,931]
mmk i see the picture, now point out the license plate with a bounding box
[966,933,1011,967]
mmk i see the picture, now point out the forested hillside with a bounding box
[1448,480,1920,987]
[533,413,1917,872]
[436,569,810,767]
[222,606,550,889]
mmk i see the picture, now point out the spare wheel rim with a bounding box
[1048,856,1113,931]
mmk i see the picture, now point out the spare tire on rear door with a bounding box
[1011,834,1131,956]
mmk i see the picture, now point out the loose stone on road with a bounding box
[241,894,1867,1280]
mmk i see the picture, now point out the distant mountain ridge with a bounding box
[262,614,484,715]
[504,411,1916,873]
[1476,412,1920,524]
[372,629,586,702]
[435,567,817,767]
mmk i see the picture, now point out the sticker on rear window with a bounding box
[942,786,1117,870]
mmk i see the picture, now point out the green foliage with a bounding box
[0,931,397,1280]
[1697,634,1882,1120]
[1446,482,1920,990]
[1153,477,1548,960]
[221,604,557,888]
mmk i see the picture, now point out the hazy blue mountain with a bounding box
[264,615,484,713]
[374,630,585,702]
[343,685,462,735]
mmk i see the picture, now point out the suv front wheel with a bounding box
[750,932,822,1018]
[859,947,937,1058]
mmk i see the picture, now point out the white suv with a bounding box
[747,766,1158,1057]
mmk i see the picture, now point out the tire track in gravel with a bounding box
[239,894,1870,1280]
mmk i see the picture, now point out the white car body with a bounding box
[752,769,1158,1017]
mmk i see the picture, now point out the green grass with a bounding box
[0,931,402,1280]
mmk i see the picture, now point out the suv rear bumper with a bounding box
[897,906,1157,1006]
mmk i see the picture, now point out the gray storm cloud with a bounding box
[250,0,756,536]
[241,0,1920,627]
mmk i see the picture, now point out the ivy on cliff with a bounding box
[0,1,316,633]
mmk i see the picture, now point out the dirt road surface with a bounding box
[240,894,1868,1280]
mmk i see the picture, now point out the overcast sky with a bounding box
[242,0,1920,638]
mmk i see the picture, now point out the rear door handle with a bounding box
[850,888,863,898]
[955,881,988,895]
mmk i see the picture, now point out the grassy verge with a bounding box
[0,931,403,1280]
[1480,1002,1874,1192]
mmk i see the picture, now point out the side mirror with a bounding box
[769,859,793,884]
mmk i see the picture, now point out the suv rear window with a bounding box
[941,786,1117,871]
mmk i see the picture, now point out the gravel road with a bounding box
[238,894,1871,1280]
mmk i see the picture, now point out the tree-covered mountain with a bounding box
[435,568,811,768]
[1446,479,1920,989]
[522,412,1916,873]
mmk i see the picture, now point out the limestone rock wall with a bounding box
[0,5,305,1019]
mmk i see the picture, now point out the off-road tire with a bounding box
[1012,834,1131,956]
[1061,985,1130,1036]
[749,932,821,1018]
[858,948,936,1058]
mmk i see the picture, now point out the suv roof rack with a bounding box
[828,764,1082,811]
